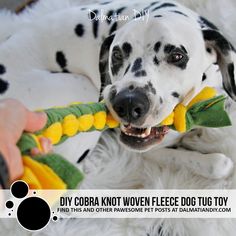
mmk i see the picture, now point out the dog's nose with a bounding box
[112,88,150,122]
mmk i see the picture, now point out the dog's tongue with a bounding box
[149,126,169,139]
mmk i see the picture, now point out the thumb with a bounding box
[25,111,47,133]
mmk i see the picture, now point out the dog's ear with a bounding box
[202,28,236,100]
[99,34,115,100]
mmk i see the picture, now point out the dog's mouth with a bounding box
[120,124,169,151]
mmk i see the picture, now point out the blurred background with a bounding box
[0,0,33,11]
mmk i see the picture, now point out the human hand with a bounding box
[0,99,48,186]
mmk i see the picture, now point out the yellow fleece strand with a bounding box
[161,87,217,132]
[22,156,67,189]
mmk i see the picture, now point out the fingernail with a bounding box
[36,112,47,119]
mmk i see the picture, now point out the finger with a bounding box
[25,111,47,133]
[39,137,53,154]
[4,144,24,181]
[30,148,41,156]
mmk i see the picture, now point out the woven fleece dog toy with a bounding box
[17,87,231,189]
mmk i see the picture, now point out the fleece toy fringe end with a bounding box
[17,87,232,189]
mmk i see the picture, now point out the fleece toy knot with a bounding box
[161,87,231,132]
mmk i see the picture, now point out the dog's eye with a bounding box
[167,52,184,63]
[167,50,189,69]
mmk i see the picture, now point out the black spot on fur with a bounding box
[154,41,161,53]
[0,78,9,94]
[122,42,132,58]
[111,45,123,75]
[199,16,218,30]
[154,15,163,18]
[151,1,160,6]
[100,1,111,5]
[202,30,232,55]
[160,97,163,104]
[134,70,147,77]
[142,1,159,12]
[99,34,115,99]
[228,63,235,80]
[153,56,159,65]
[51,70,70,73]
[89,9,96,19]
[171,10,188,17]
[132,58,142,72]
[81,7,87,10]
[99,60,109,96]
[109,22,118,35]
[56,51,67,69]
[74,24,85,37]
[106,10,114,24]
[202,73,207,81]
[0,64,6,75]
[116,7,126,15]
[62,68,70,73]
[180,45,187,54]
[134,10,148,19]
[228,63,236,94]
[172,91,180,98]
[77,149,90,163]
[89,9,99,38]
[164,44,175,53]
[124,64,131,75]
[109,86,117,100]
[93,21,99,38]
[152,3,176,11]
[144,81,156,94]
[225,99,232,110]
[142,5,151,13]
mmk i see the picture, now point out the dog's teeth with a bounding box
[145,127,151,136]
[121,124,153,138]
[121,124,127,132]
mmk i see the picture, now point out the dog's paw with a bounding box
[203,153,234,179]
[180,129,204,149]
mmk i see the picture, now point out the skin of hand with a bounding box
[0,99,48,181]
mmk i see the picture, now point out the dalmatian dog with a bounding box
[0,0,236,181]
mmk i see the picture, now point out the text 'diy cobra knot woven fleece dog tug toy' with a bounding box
[17,87,232,189]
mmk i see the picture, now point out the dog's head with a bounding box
[100,14,236,151]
